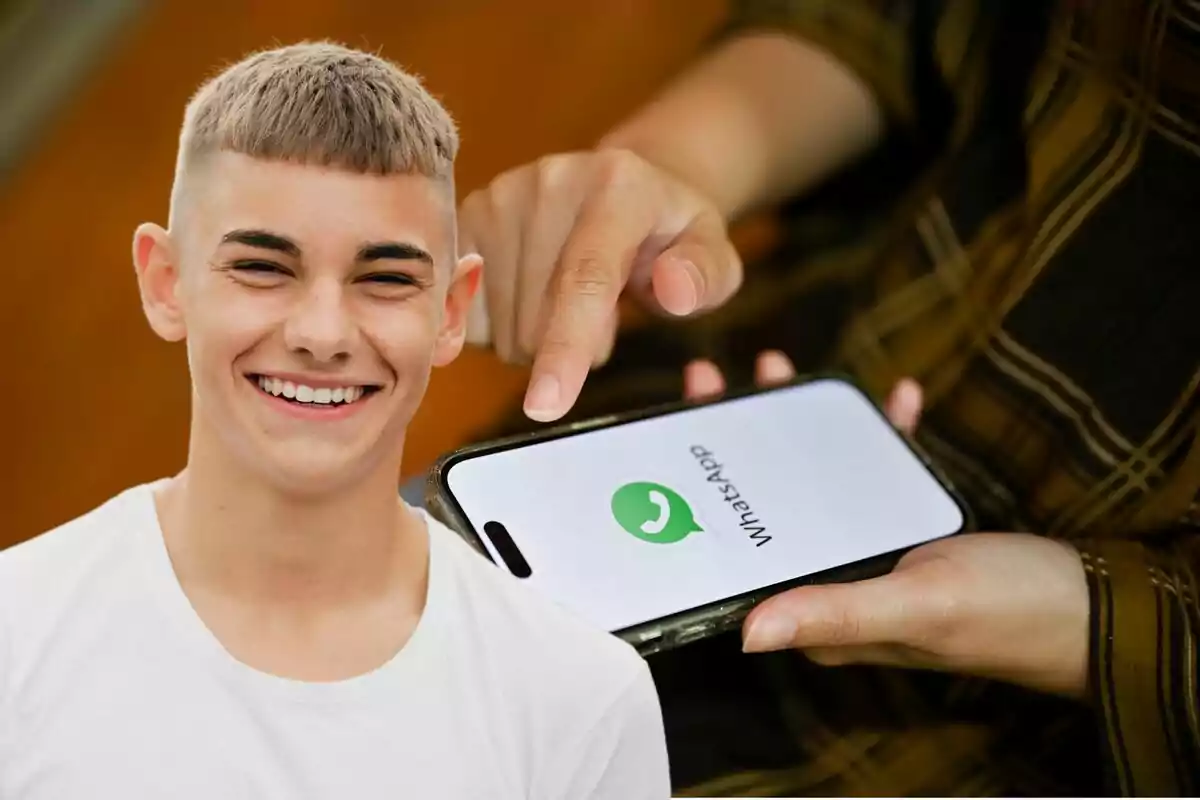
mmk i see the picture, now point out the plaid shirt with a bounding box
[482,0,1199,794]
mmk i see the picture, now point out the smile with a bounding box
[248,374,381,409]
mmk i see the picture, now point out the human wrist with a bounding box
[1038,537,1092,700]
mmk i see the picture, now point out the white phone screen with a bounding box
[442,378,965,634]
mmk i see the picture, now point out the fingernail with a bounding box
[661,259,700,316]
[524,374,561,421]
[680,260,701,314]
[742,613,796,653]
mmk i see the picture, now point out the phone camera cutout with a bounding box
[483,521,532,578]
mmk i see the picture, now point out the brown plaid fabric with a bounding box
[480,0,1199,794]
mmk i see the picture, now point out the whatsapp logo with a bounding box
[611,481,702,544]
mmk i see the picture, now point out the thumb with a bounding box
[742,571,918,653]
[650,215,742,317]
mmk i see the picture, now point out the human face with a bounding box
[133,152,480,496]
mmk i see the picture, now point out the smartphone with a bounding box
[427,373,972,656]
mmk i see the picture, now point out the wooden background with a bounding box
[0,0,728,546]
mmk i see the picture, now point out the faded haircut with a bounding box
[170,41,457,223]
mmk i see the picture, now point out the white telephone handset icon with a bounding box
[641,490,672,535]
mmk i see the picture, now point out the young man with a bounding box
[0,42,669,798]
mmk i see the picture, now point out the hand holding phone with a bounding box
[692,353,1089,700]
[429,350,972,655]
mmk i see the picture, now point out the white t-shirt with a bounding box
[0,483,670,799]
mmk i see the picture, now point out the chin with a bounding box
[291,430,409,491]
[206,395,410,497]
[262,459,376,500]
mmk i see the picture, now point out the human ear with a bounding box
[431,253,483,367]
[131,222,186,342]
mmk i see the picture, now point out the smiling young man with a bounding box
[0,43,669,798]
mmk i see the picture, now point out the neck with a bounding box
[155,423,426,612]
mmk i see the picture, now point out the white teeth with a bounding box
[256,376,367,406]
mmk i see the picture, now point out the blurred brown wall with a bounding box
[0,0,727,546]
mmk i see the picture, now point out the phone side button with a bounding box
[673,622,713,647]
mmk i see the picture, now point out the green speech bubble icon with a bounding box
[611,481,702,544]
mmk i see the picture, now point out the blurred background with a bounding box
[1,0,728,547]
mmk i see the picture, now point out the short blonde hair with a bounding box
[175,41,457,190]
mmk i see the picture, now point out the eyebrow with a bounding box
[357,242,433,265]
[219,228,433,265]
[221,229,300,257]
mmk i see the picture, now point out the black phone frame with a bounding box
[425,370,975,656]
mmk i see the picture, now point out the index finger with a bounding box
[523,192,652,422]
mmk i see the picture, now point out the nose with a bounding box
[283,278,355,363]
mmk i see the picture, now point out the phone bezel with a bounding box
[426,370,975,656]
